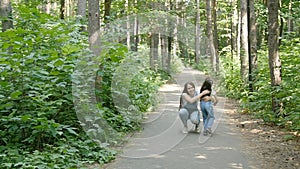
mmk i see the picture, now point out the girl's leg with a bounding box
[200,102,208,128]
[179,108,189,133]
[190,110,200,125]
[206,105,215,132]
[201,101,213,135]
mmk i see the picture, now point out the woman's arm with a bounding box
[212,94,218,106]
[182,90,210,103]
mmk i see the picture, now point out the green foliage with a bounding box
[129,68,169,112]
[219,47,245,100]
[0,136,116,168]
[96,44,171,133]
[220,39,300,133]
[277,38,300,131]
[0,5,118,167]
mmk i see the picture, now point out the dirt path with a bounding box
[103,67,299,169]
[226,102,300,169]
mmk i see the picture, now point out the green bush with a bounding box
[0,6,118,167]
[219,39,300,132]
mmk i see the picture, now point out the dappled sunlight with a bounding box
[160,103,180,107]
[186,68,207,76]
[250,129,262,134]
[228,162,244,169]
[153,155,166,159]
[205,146,234,151]
[158,84,181,92]
[194,153,207,159]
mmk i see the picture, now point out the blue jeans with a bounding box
[179,108,200,127]
[200,101,214,130]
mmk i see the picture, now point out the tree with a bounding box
[160,0,169,72]
[267,0,282,114]
[240,0,249,82]
[206,0,217,71]
[103,0,112,23]
[125,0,131,50]
[287,0,293,33]
[77,0,86,18]
[131,0,139,52]
[230,0,238,67]
[0,0,13,32]
[88,0,101,56]
[248,0,258,92]
[212,0,219,72]
[150,33,159,69]
[195,0,201,64]
[60,0,65,19]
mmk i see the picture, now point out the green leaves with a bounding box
[220,35,300,133]
[9,91,22,99]
[0,6,114,167]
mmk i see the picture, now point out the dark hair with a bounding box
[205,77,213,85]
[179,82,195,110]
[200,78,212,98]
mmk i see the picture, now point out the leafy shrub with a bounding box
[0,6,118,167]
[219,39,300,133]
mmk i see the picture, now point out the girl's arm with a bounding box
[182,90,210,103]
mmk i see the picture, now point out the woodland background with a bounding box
[0,0,299,168]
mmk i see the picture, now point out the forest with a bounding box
[0,0,299,168]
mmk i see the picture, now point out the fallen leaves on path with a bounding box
[224,99,299,169]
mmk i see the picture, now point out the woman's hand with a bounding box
[201,90,210,95]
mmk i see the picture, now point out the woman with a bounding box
[199,77,218,136]
[179,82,210,134]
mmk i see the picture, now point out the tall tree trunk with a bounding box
[77,0,86,18]
[287,0,293,33]
[161,34,168,71]
[60,0,65,19]
[0,0,13,32]
[88,0,101,104]
[65,0,75,17]
[77,0,86,32]
[248,0,258,92]
[125,0,131,50]
[206,0,217,71]
[131,16,139,51]
[279,1,283,46]
[65,0,69,17]
[229,0,236,69]
[212,0,219,72]
[268,0,282,114]
[167,0,174,74]
[177,1,188,62]
[130,0,139,51]
[195,0,201,64]
[160,0,169,71]
[103,0,112,23]
[240,0,249,82]
[150,33,159,69]
[167,36,172,73]
[88,0,101,56]
[230,0,238,71]
[236,3,241,64]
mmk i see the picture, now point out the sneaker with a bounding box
[203,130,208,136]
[182,126,188,134]
[207,128,212,134]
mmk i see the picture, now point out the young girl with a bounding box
[179,82,210,134]
[199,78,218,136]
